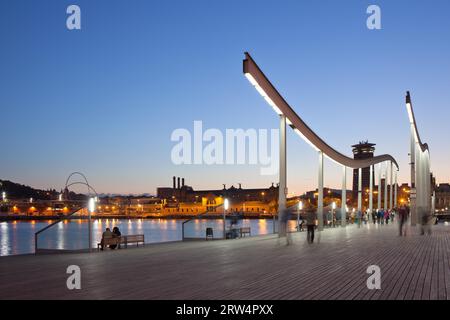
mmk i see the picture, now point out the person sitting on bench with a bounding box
[100,228,113,251]
[110,226,122,249]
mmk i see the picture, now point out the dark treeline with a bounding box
[0,180,86,200]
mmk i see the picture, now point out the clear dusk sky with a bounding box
[1,0,449,195]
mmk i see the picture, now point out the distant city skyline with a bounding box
[1,0,450,195]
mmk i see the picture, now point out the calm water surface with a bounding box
[0,218,297,256]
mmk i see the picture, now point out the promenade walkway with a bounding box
[0,222,449,299]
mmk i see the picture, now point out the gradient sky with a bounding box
[1,0,449,195]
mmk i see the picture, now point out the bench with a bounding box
[239,227,251,237]
[97,236,120,250]
[122,234,145,248]
[97,234,145,250]
[226,227,251,239]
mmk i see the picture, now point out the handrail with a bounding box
[181,203,224,240]
[34,206,84,254]
[243,52,399,170]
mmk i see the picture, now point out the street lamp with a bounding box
[223,198,229,239]
[88,197,96,252]
[2,192,6,202]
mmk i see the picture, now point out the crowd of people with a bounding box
[367,208,397,225]
[295,204,435,244]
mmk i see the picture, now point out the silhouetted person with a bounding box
[378,209,384,224]
[398,206,408,236]
[327,211,332,227]
[297,218,305,232]
[100,228,113,250]
[110,226,122,249]
[306,209,317,244]
[384,210,390,225]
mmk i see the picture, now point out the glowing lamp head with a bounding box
[332,202,336,210]
[224,198,229,211]
[298,201,303,210]
[88,197,96,213]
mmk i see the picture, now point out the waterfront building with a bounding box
[435,183,450,210]
[156,177,279,215]
[158,177,278,202]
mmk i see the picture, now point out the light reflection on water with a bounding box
[1,222,9,256]
[0,218,282,256]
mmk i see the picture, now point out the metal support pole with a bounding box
[384,163,388,210]
[357,168,362,213]
[390,162,393,210]
[378,163,382,211]
[420,152,424,215]
[278,114,287,237]
[415,146,422,226]
[341,166,347,227]
[273,214,276,234]
[318,151,324,231]
[431,191,435,215]
[369,164,373,216]
[223,208,226,239]
[394,170,398,208]
[420,150,424,218]
[426,154,431,214]
[410,124,417,226]
[88,208,92,252]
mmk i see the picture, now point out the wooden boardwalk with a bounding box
[0,222,449,300]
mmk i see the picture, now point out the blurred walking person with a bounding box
[420,207,433,236]
[398,205,408,236]
[378,209,384,225]
[306,209,317,244]
[384,210,390,225]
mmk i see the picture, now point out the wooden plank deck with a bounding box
[0,222,449,300]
